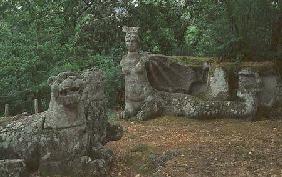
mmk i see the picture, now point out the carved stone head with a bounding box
[46,68,106,128]
[123,26,140,52]
[48,72,85,106]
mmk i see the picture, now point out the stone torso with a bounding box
[121,52,151,102]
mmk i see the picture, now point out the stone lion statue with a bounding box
[0,68,123,177]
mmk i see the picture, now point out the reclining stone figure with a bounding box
[0,68,123,177]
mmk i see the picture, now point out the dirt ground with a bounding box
[107,117,282,177]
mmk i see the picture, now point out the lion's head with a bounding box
[46,69,106,128]
[48,72,85,107]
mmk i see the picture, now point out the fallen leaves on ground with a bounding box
[107,117,282,177]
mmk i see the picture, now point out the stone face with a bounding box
[0,67,123,177]
[123,26,140,53]
[45,72,85,129]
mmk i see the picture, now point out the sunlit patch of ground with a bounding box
[107,117,282,177]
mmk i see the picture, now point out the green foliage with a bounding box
[183,0,281,59]
[0,0,124,115]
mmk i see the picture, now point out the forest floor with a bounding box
[107,117,282,177]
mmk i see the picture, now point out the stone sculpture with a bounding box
[0,68,123,177]
[120,26,152,118]
[120,27,280,120]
